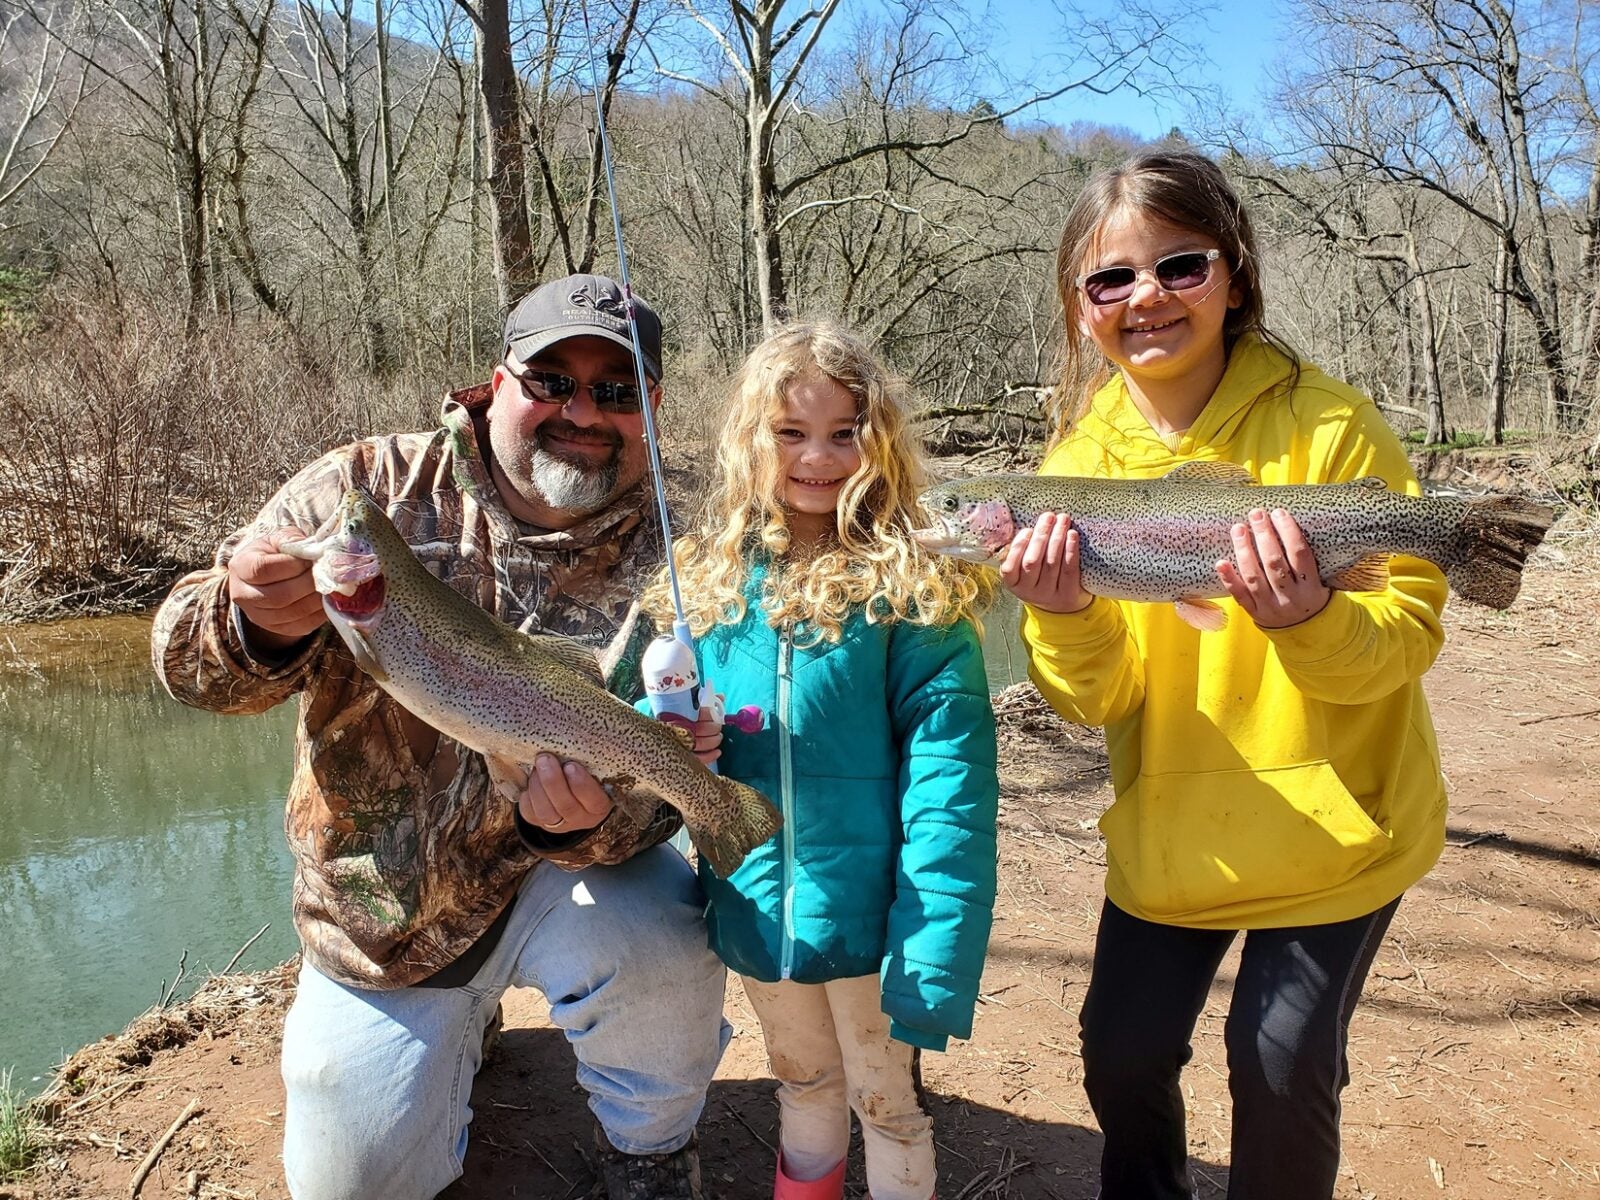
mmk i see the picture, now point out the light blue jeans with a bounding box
[280,845,730,1200]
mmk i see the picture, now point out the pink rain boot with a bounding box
[773,1153,846,1200]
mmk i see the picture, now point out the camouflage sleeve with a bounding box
[515,798,683,868]
[150,447,355,714]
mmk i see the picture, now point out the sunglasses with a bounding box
[506,363,644,414]
[1076,248,1224,306]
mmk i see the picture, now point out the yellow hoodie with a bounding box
[1024,336,1448,929]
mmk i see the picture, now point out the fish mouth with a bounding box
[308,547,382,595]
[909,522,1003,564]
[326,573,387,624]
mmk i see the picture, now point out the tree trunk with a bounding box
[1484,241,1510,445]
[1405,239,1446,444]
[477,0,535,311]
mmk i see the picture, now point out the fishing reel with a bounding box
[643,630,764,860]
[641,632,765,770]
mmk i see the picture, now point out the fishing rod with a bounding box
[578,4,685,635]
[577,2,717,746]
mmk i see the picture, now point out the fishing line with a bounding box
[578,0,692,648]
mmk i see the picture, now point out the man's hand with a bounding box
[228,528,326,654]
[999,511,1094,615]
[517,755,615,835]
[1216,508,1332,629]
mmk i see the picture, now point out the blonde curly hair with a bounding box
[645,320,992,643]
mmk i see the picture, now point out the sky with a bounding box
[936,0,1287,141]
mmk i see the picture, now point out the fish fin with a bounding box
[1350,475,1390,491]
[521,633,605,685]
[1329,553,1390,593]
[1445,494,1556,608]
[689,779,783,877]
[343,626,389,682]
[1162,461,1257,486]
[1174,597,1229,632]
[485,753,529,805]
[598,778,663,829]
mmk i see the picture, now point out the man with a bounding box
[152,275,726,1200]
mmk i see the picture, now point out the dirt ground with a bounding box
[7,517,1598,1200]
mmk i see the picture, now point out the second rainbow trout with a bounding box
[911,462,1554,630]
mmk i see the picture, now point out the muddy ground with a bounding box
[7,512,1598,1200]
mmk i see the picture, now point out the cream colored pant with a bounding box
[743,974,936,1200]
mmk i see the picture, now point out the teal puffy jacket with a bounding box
[690,571,999,1051]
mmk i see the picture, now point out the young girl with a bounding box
[1008,151,1449,1199]
[646,322,999,1200]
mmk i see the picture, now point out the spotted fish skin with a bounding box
[283,489,782,876]
[912,462,1554,621]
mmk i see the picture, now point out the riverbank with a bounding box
[5,529,1598,1199]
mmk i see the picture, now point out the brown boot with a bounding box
[593,1127,704,1200]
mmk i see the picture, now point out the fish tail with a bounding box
[689,780,783,877]
[1445,495,1556,609]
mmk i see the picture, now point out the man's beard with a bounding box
[526,424,621,512]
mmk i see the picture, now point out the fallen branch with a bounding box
[1517,707,1600,726]
[128,1097,202,1198]
[158,950,188,1009]
[220,924,272,976]
[722,1099,775,1154]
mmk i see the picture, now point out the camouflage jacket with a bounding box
[151,383,675,989]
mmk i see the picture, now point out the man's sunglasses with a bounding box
[506,363,644,413]
[1076,248,1224,307]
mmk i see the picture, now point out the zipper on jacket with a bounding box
[777,627,796,980]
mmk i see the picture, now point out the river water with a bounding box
[0,599,1027,1095]
[0,616,298,1092]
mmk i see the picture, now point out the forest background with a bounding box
[2,0,1599,621]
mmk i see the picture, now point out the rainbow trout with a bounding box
[911,462,1554,630]
[283,489,782,875]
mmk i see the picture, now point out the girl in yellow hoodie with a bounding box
[1007,151,1448,1199]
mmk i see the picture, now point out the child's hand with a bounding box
[692,702,723,766]
[1216,508,1332,629]
[999,511,1093,615]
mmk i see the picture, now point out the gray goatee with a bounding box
[530,446,618,512]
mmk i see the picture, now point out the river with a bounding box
[0,616,298,1093]
[0,598,1027,1095]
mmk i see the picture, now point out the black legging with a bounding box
[1079,895,1400,1200]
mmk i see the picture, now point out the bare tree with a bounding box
[523,0,646,276]
[1276,0,1582,435]
[270,0,457,373]
[37,0,277,327]
[1246,162,1458,442]
[0,6,88,218]
[465,0,537,308]
[660,0,1193,333]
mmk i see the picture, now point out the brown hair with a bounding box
[1051,151,1298,435]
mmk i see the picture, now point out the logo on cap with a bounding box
[569,286,625,319]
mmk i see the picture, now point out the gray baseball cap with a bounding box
[503,273,663,382]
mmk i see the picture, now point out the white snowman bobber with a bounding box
[642,631,708,729]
